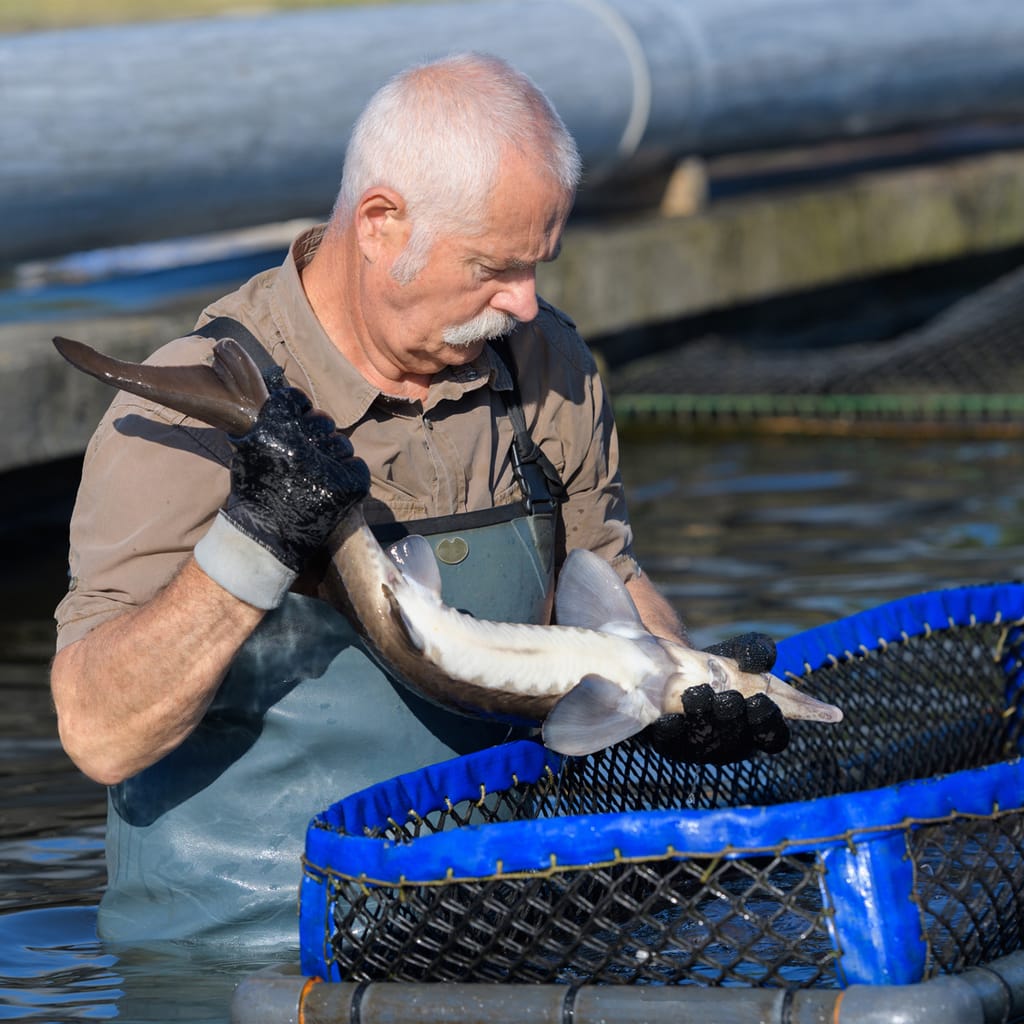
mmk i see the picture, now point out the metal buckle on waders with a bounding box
[510,435,565,515]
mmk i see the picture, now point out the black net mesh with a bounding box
[912,809,1024,975]
[316,617,1024,987]
[332,849,836,987]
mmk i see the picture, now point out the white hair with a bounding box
[442,307,517,348]
[333,53,581,284]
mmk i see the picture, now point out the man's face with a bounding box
[365,151,571,378]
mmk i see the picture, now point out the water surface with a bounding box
[3,433,1023,1020]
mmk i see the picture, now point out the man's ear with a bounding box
[355,187,409,263]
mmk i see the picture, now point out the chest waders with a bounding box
[99,321,566,947]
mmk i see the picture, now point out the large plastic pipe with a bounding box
[3,0,1024,264]
[230,951,1024,1024]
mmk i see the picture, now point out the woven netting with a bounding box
[610,263,1024,430]
[319,614,1024,987]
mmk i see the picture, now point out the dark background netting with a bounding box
[316,616,1024,987]
[610,263,1024,431]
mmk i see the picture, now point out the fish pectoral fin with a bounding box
[541,674,659,756]
[554,549,644,632]
[386,535,443,596]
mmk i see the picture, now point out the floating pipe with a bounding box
[230,951,1024,1024]
[3,0,1024,264]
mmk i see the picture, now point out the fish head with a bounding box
[659,641,844,724]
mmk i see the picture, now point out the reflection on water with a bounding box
[3,433,1024,1020]
[1,904,281,1023]
[622,435,1024,643]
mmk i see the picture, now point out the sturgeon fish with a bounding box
[52,335,843,755]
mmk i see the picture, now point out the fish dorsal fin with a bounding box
[387,535,443,596]
[555,548,644,632]
[541,673,660,756]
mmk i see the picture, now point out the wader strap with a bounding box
[191,317,565,517]
[192,316,286,389]
[490,335,568,514]
[371,502,531,547]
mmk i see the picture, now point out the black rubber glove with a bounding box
[194,387,370,609]
[641,632,790,765]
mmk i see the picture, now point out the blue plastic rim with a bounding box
[772,581,1024,684]
[300,583,1024,986]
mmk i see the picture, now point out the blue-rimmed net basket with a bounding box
[300,583,1024,989]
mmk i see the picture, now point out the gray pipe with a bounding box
[3,0,1024,264]
[230,951,1024,1023]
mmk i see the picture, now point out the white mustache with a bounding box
[442,308,517,348]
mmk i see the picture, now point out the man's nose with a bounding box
[491,271,539,323]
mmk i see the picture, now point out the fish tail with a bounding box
[53,336,267,435]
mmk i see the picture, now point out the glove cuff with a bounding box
[194,511,298,610]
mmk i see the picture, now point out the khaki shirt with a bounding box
[55,226,639,652]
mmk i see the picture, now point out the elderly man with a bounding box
[51,53,785,948]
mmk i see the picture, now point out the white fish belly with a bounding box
[395,585,664,700]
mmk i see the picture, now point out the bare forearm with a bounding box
[626,572,688,645]
[51,557,265,785]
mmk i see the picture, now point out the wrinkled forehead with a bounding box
[462,232,564,271]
